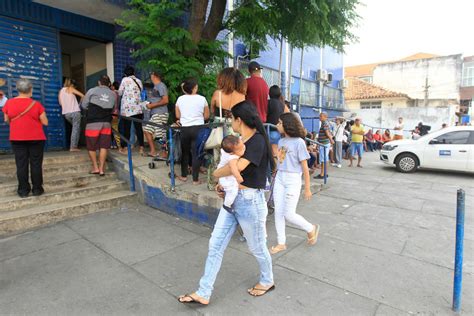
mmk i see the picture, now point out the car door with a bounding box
[468,131,474,172]
[422,131,471,171]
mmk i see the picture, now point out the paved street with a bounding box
[0,152,472,315]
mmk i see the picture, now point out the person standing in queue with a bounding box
[82,75,116,176]
[143,71,169,157]
[58,78,84,152]
[246,61,269,123]
[118,65,145,155]
[2,79,48,197]
[175,78,209,185]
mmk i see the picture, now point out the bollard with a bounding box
[168,128,175,192]
[127,143,136,192]
[323,145,327,184]
[452,189,465,312]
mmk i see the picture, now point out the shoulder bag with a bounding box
[10,100,36,123]
[204,91,225,150]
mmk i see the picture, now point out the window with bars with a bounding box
[360,101,382,109]
[462,61,474,87]
[323,85,343,109]
[300,79,317,105]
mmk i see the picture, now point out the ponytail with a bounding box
[231,101,275,172]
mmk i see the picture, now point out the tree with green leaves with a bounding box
[117,0,359,105]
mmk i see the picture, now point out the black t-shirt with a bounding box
[266,98,284,125]
[241,132,269,189]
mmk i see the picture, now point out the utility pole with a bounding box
[278,37,283,86]
[297,47,304,113]
[423,77,430,107]
[318,47,324,114]
[287,46,294,103]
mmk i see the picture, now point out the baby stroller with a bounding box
[148,128,181,170]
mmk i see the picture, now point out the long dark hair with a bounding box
[280,112,305,138]
[231,101,275,172]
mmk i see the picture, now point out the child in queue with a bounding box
[270,113,320,254]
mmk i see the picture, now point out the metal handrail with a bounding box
[114,115,228,193]
[263,123,328,184]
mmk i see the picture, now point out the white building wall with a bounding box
[347,105,458,138]
[373,55,462,101]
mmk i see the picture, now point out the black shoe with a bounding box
[313,174,329,179]
[223,205,234,214]
[18,192,29,198]
[32,188,45,196]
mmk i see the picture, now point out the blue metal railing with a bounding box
[114,118,329,194]
[110,126,136,192]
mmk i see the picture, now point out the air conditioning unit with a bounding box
[317,69,328,82]
[327,73,333,82]
[338,79,348,89]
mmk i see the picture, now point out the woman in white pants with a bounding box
[270,113,320,254]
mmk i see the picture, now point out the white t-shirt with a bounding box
[394,123,404,136]
[176,94,208,127]
[334,124,345,142]
[218,149,240,188]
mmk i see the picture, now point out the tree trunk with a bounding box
[189,0,209,45]
[201,0,227,41]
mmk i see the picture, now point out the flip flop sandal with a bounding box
[269,245,287,255]
[307,224,320,245]
[177,294,208,305]
[247,285,275,297]
[89,171,100,175]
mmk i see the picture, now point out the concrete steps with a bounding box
[0,173,115,195]
[0,191,136,235]
[1,161,93,181]
[0,151,136,236]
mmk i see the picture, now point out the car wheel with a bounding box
[395,153,418,173]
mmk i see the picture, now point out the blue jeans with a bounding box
[196,189,273,300]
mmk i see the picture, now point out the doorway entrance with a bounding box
[60,33,111,148]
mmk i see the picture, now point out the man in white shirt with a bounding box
[0,90,8,108]
[393,117,404,140]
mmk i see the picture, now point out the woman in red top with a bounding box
[373,129,383,149]
[2,79,48,198]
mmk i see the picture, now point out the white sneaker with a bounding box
[331,163,338,167]
[337,164,342,168]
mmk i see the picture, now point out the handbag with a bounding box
[10,100,36,123]
[204,91,225,150]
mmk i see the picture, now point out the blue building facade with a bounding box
[0,0,134,151]
[236,37,345,132]
[0,0,344,151]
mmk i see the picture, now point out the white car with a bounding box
[380,126,474,173]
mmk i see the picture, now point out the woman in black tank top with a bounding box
[178,101,276,305]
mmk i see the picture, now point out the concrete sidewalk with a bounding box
[0,152,472,315]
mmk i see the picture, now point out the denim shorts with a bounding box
[318,143,331,163]
[269,130,281,145]
[351,142,364,157]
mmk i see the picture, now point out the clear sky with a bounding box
[344,0,474,66]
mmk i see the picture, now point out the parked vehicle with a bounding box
[380,126,474,173]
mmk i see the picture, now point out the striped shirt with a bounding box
[318,120,331,145]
